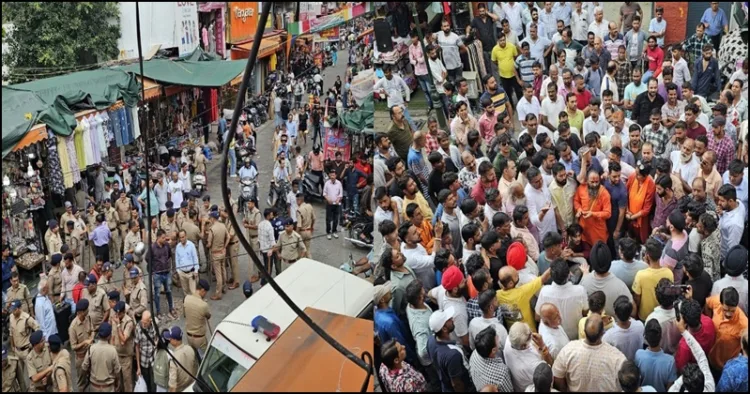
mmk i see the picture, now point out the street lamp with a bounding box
[408,2,448,129]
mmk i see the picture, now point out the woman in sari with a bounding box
[625,161,656,243]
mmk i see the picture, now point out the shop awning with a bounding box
[117,49,247,88]
[140,77,162,101]
[11,124,48,153]
[232,35,283,60]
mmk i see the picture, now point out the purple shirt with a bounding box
[652,195,678,230]
[88,223,111,247]
[657,82,683,102]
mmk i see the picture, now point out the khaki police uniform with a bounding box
[9,312,39,387]
[47,265,63,302]
[277,230,306,272]
[296,202,315,258]
[51,349,73,393]
[223,218,240,285]
[176,208,189,230]
[168,344,197,392]
[198,204,212,265]
[183,294,211,352]
[97,275,116,295]
[82,340,121,392]
[69,227,85,264]
[2,353,27,392]
[122,264,142,303]
[44,229,63,260]
[123,230,142,264]
[82,287,110,332]
[7,284,33,315]
[206,220,227,297]
[60,212,76,237]
[105,207,121,263]
[26,344,52,392]
[194,152,206,174]
[129,280,149,320]
[111,314,135,392]
[243,206,262,278]
[68,314,94,390]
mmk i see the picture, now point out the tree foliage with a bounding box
[4,2,120,83]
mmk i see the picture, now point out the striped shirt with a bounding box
[515,55,536,84]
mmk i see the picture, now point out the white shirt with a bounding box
[428,57,447,94]
[669,151,700,186]
[517,96,542,124]
[645,306,681,355]
[503,338,546,392]
[401,243,436,291]
[583,116,611,137]
[672,57,692,87]
[535,282,588,339]
[522,36,553,70]
[258,220,275,252]
[167,180,184,208]
[588,19,609,39]
[601,159,635,183]
[571,9,589,41]
[153,182,168,211]
[443,294,469,342]
[540,76,564,101]
[601,74,619,101]
[719,204,746,260]
[540,95,567,129]
[604,125,629,146]
[538,322,570,360]
[502,2,524,37]
[469,317,509,352]
[603,319,645,361]
[373,75,411,108]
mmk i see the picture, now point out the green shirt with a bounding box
[139,188,160,217]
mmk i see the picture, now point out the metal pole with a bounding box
[408,2,448,129]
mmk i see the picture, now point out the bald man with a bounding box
[697,150,723,200]
[552,314,627,392]
[670,138,700,186]
[458,150,484,191]
[538,303,570,360]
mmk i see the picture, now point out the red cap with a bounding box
[507,242,527,270]
[441,265,464,291]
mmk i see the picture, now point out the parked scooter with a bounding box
[342,209,373,248]
[238,176,258,215]
[267,179,290,214]
[301,170,326,202]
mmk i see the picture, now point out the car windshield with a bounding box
[197,330,257,392]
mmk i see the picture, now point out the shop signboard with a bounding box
[229,2,259,43]
[177,2,200,55]
[309,9,347,34]
[313,27,340,42]
[323,127,351,162]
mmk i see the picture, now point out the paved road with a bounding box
[58,50,370,390]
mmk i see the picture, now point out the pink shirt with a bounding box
[308,152,324,171]
[408,43,428,76]
[323,180,343,204]
[478,111,498,146]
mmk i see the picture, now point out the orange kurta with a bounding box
[416,220,435,255]
[626,175,656,244]
[706,295,749,369]
[573,185,612,246]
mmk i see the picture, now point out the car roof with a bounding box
[211,258,372,362]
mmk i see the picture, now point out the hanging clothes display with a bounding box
[100,111,114,145]
[109,107,123,147]
[73,122,87,169]
[86,115,101,164]
[64,134,82,184]
[130,107,142,140]
[55,132,74,189]
[123,105,134,144]
[93,113,108,159]
[270,53,278,71]
[80,117,96,166]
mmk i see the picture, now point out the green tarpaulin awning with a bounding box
[331,95,374,134]
[2,69,140,158]
[117,48,246,87]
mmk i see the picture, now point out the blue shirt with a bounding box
[634,348,678,392]
[375,307,418,364]
[218,117,227,135]
[2,256,15,293]
[648,18,667,47]
[571,156,604,179]
[139,188,160,217]
[723,169,748,219]
[604,178,628,232]
[175,240,199,272]
[35,295,58,340]
[286,120,298,138]
[691,57,721,98]
[700,8,728,36]
[88,223,112,247]
[717,355,748,393]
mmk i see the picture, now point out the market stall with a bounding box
[323,95,374,161]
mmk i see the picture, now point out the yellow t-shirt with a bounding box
[577,311,615,339]
[491,44,518,79]
[402,192,433,222]
[496,276,543,332]
[632,267,674,321]
[567,109,585,133]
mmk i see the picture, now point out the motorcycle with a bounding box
[300,170,326,202]
[339,252,373,278]
[238,176,258,215]
[236,137,256,161]
[342,209,373,248]
[267,179,291,214]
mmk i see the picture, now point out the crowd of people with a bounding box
[374,2,748,392]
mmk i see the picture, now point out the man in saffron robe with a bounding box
[626,162,656,243]
[573,170,612,245]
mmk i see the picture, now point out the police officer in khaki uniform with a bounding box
[68,299,94,391]
[184,279,212,352]
[182,210,202,247]
[103,198,121,264]
[85,202,100,259]
[26,330,52,392]
[115,190,132,232]
[128,268,149,321]
[121,254,141,304]
[2,344,28,392]
[7,272,33,316]
[44,220,63,261]
[82,274,110,332]
[277,218,307,272]
[82,322,121,392]
[60,202,76,238]
[296,193,316,258]
[220,206,240,289]
[243,199,262,283]
[166,326,197,392]
[205,211,228,300]
[110,301,135,392]
[48,334,73,393]
[47,254,64,304]
[97,262,116,295]
[123,220,142,265]
[176,201,189,230]
[198,196,213,267]
[107,290,135,322]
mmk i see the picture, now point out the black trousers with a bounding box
[260,252,281,285]
[326,204,340,234]
[140,365,154,392]
[500,76,521,107]
[709,33,723,53]
[94,244,110,263]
